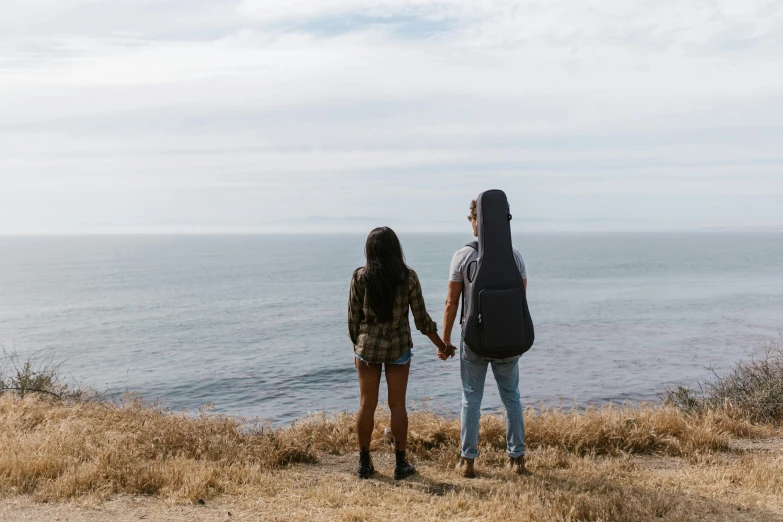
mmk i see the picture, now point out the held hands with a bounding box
[437,342,457,361]
[427,332,455,361]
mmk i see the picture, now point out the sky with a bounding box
[1,0,782,234]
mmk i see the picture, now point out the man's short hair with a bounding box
[470,199,477,221]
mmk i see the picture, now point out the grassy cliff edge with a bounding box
[1,345,782,521]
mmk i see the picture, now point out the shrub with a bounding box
[666,340,783,423]
[0,347,87,400]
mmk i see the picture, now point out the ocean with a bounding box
[1,233,781,425]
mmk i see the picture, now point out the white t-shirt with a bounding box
[449,245,527,283]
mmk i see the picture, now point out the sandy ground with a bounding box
[2,439,782,522]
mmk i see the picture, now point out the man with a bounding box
[442,199,528,478]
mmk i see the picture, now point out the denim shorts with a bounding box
[354,349,413,365]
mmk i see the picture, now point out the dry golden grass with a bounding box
[1,394,781,521]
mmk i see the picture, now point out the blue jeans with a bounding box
[460,341,526,459]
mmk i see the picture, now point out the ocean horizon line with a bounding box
[2,227,783,237]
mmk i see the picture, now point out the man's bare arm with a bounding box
[443,281,463,346]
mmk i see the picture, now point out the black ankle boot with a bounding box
[357,448,374,479]
[394,449,416,480]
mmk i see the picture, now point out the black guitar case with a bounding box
[461,189,535,358]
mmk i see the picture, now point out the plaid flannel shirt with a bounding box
[348,267,438,364]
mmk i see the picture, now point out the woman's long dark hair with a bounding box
[363,227,410,322]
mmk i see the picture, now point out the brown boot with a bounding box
[506,455,526,475]
[455,457,476,478]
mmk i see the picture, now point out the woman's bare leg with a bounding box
[385,361,411,451]
[355,358,383,450]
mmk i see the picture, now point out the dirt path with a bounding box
[0,496,238,522]
[729,437,783,453]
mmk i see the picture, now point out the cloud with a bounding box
[0,0,782,233]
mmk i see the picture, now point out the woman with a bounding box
[348,227,450,480]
